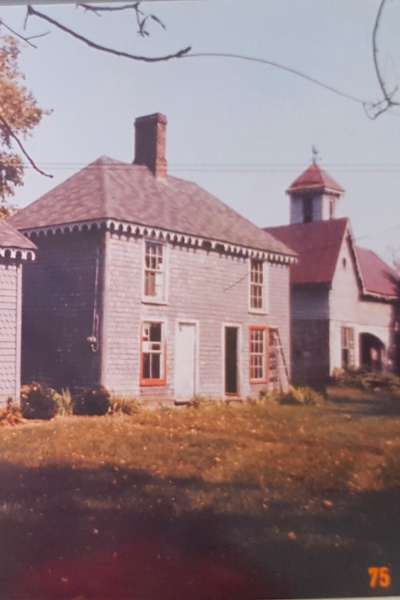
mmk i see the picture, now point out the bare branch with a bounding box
[371,0,400,115]
[185,53,368,105]
[78,3,141,14]
[27,5,187,62]
[0,19,49,48]
[0,113,52,179]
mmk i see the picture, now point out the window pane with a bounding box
[143,353,151,379]
[145,272,156,296]
[150,323,162,342]
[151,353,161,379]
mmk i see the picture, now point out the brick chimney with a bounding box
[133,113,167,180]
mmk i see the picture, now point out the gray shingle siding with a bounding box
[0,260,21,404]
[101,233,291,400]
[21,232,102,391]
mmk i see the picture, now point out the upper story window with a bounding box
[303,197,313,223]
[250,259,268,312]
[144,241,165,301]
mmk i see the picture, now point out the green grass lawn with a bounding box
[0,388,400,599]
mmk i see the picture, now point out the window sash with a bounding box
[250,260,264,310]
[141,322,165,382]
[144,242,164,299]
[250,328,268,381]
[341,326,354,368]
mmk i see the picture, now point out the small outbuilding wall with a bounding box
[0,259,22,405]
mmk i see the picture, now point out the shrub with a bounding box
[0,400,24,427]
[333,367,400,392]
[20,382,58,420]
[187,395,208,409]
[55,388,73,417]
[277,386,324,406]
[73,385,111,416]
[109,397,141,415]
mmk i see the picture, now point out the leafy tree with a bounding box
[0,32,48,204]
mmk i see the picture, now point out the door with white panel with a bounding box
[175,322,196,401]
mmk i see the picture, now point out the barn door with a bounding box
[175,322,196,401]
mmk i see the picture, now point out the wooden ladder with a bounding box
[269,328,290,393]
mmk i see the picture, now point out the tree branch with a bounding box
[0,113,52,178]
[370,0,400,118]
[0,19,49,49]
[26,5,190,62]
[78,3,142,14]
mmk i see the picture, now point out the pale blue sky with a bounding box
[1,0,400,262]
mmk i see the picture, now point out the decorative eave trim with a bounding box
[19,218,298,265]
[361,291,398,302]
[0,247,35,261]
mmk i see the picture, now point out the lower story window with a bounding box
[250,327,269,382]
[341,326,355,368]
[141,322,166,385]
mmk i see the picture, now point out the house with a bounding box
[9,113,296,403]
[0,219,36,405]
[264,162,399,386]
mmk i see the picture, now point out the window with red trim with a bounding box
[249,327,269,382]
[250,259,263,310]
[141,322,166,385]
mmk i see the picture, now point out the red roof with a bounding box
[286,163,345,194]
[264,219,348,285]
[355,247,399,298]
[264,218,399,298]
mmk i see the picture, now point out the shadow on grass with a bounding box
[327,390,400,418]
[0,462,399,599]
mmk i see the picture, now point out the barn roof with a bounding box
[9,157,295,258]
[264,218,399,299]
[355,247,399,298]
[264,218,348,285]
[0,219,36,253]
[286,163,345,194]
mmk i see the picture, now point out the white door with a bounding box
[175,323,196,401]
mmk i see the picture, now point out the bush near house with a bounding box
[333,367,400,392]
[276,386,324,406]
[72,384,111,416]
[20,382,59,420]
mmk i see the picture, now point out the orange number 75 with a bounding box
[368,566,391,588]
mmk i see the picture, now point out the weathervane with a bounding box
[311,145,320,164]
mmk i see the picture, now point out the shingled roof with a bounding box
[0,219,36,252]
[355,247,399,298]
[9,157,295,257]
[264,218,399,299]
[264,218,348,285]
[286,163,345,194]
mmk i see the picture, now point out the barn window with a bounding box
[250,259,264,310]
[249,327,269,382]
[341,326,355,368]
[141,322,166,385]
[144,241,165,301]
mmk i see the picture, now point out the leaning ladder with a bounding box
[269,328,290,393]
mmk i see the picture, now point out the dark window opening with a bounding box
[225,327,238,395]
[303,198,313,223]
